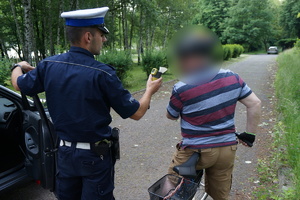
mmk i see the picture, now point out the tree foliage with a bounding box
[222,0,274,51]
[0,0,298,64]
[0,0,196,63]
[280,0,300,38]
[192,0,231,42]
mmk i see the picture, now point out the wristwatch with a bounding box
[11,63,22,72]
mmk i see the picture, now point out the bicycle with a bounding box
[148,132,255,200]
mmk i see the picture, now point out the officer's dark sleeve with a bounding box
[102,71,140,119]
[17,64,45,96]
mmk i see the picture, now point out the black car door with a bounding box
[22,94,57,191]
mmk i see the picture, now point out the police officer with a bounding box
[11,7,162,200]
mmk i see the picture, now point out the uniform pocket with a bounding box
[97,183,114,198]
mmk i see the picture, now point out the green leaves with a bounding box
[223,0,274,51]
[0,58,11,86]
[142,50,167,77]
[280,0,300,38]
[97,50,132,81]
[222,44,244,60]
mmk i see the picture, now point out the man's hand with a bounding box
[146,75,162,95]
[239,139,250,147]
[236,132,255,147]
[18,61,35,73]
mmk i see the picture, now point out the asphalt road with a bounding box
[0,54,278,200]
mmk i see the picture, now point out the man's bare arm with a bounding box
[11,61,35,91]
[130,75,162,120]
[239,92,262,133]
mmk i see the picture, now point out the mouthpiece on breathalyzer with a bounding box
[151,67,168,81]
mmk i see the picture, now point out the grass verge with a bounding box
[123,64,176,92]
[255,47,300,199]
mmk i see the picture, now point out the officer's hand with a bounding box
[18,61,35,73]
[146,75,162,95]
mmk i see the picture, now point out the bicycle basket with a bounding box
[148,174,198,200]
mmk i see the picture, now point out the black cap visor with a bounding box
[97,24,109,34]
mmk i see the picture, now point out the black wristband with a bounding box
[11,63,22,72]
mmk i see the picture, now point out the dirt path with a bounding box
[0,54,278,200]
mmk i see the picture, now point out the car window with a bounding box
[0,96,17,126]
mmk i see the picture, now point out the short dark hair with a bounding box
[66,26,98,45]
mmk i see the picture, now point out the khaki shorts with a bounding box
[168,144,237,200]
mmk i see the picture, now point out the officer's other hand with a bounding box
[18,61,35,73]
[146,75,162,95]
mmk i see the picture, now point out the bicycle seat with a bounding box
[173,152,200,178]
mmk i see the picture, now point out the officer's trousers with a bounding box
[56,144,115,200]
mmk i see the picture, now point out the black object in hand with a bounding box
[236,132,256,147]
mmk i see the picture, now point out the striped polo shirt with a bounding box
[167,69,252,149]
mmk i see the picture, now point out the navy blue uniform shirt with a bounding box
[17,47,140,142]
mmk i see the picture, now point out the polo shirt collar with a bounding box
[69,46,94,58]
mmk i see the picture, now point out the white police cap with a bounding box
[61,7,109,34]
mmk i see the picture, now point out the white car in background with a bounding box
[267,46,278,54]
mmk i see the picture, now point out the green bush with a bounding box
[239,45,245,55]
[0,58,11,86]
[294,38,300,49]
[222,45,229,60]
[232,44,240,58]
[277,38,297,50]
[98,50,132,81]
[222,45,233,60]
[142,50,167,77]
[222,44,244,60]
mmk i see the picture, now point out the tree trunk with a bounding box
[163,9,171,48]
[12,45,23,60]
[110,2,115,49]
[129,3,136,52]
[10,0,24,60]
[0,39,8,58]
[23,0,34,64]
[137,6,144,65]
[47,0,54,56]
[145,26,150,51]
[119,17,122,49]
[121,2,129,50]
[56,0,63,52]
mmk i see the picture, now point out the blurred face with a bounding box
[168,25,222,79]
[179,55,209,74]
[89,29,107,55]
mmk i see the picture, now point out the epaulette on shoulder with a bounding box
[103,64,116,71]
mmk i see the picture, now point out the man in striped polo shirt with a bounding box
[167,26,261,200]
